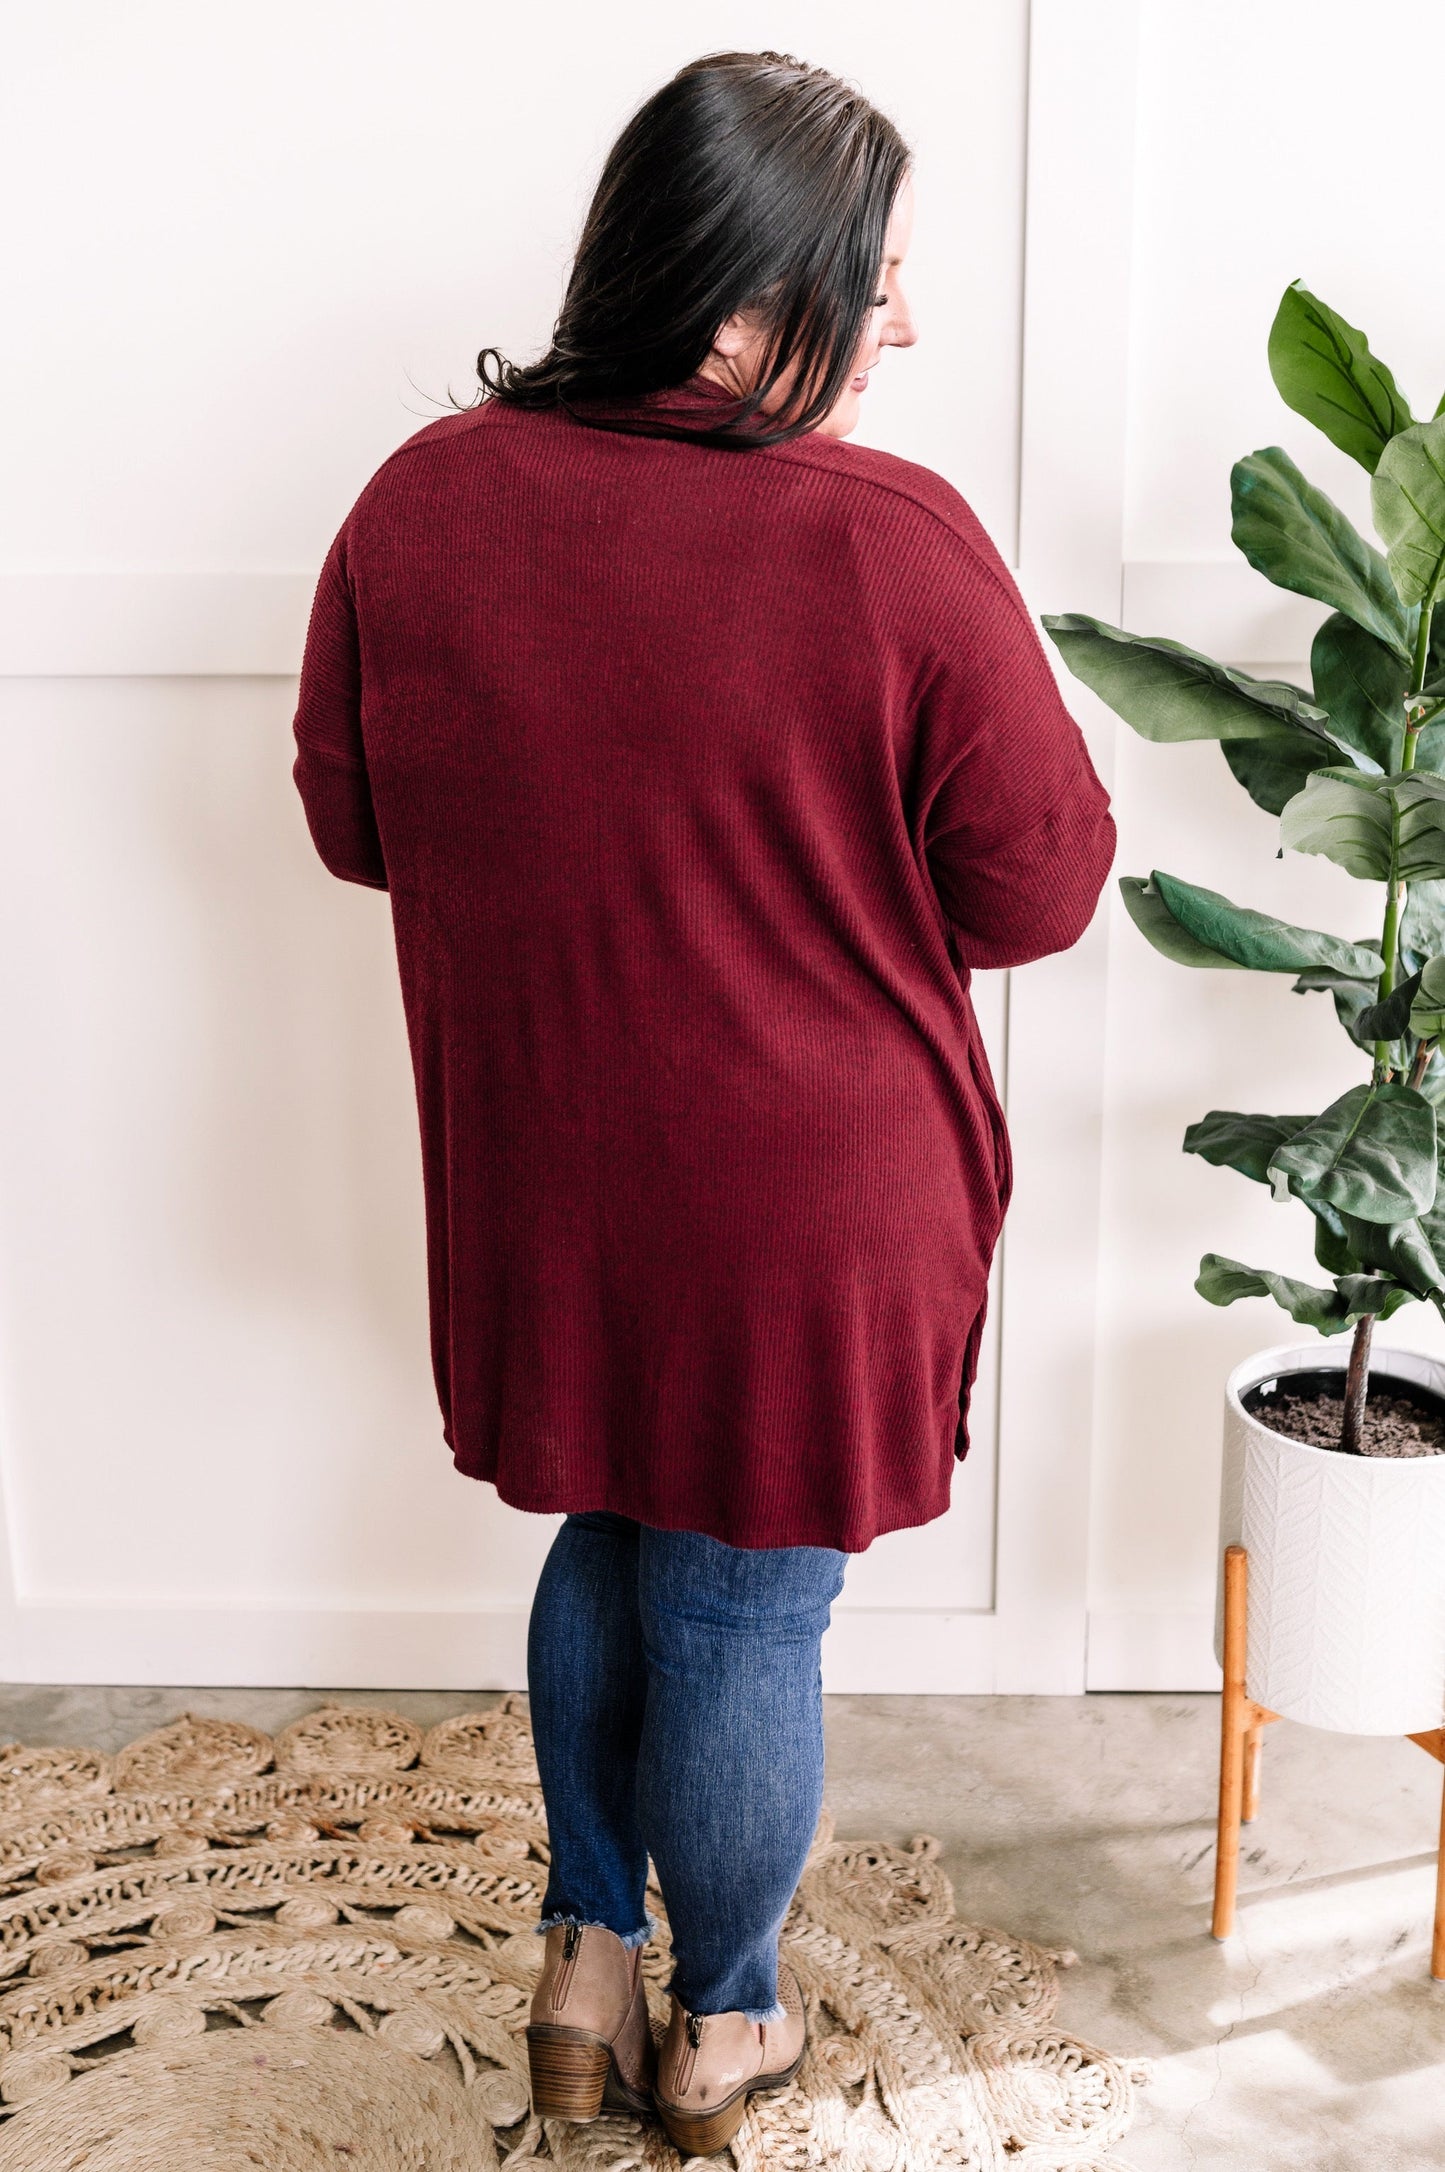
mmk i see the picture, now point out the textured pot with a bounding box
[1215,1340,1445,1735]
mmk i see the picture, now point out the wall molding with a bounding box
[0,1596,999,1696]
[993,0,1141,1692]
[0,1594,1226,1694]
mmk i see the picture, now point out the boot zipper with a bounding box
[677,2008,704,2091]
[553,1921,581,2009]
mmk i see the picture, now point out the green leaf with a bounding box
[1322,977,1408,1061]
[1374,775,1445,886]
[1040,614,1332,743]
[1338,1207,1445,1297]
[1279,766,1445,883]
[1119,871,1383,976]
[1119,877,1238,968]
[1407,1126,1445,1287]
[1195,1253,1412,1333]
[1409,954,1445,1039]
[1372,416,1445,610]
[1266,1080,1437,1222]
[1337,1274,1417,1320]
[1232,446,1413,658]
[1299,1176,1445,1297]
[1279,767,1392,877]
[1183,1111,1312,1183]
[1355,969,1422,1043]
[1401,879,1445,970]
[1151,871,1385,977]
[1309,613,1406,772]
[1418,718,1445,777]
[1219,725,1349,816]
[1309,1196,1359,1276]
[1267,281,1414,473]
[1379,1226,1445,1295]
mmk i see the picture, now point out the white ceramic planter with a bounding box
[1215,1340,1445,1735]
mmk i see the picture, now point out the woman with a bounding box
[292,49,1114,2157]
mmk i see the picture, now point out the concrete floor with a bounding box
[2,1685,1443,2168]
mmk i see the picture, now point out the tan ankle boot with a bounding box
[526,1922,656,2120]
[652,1960,805,2155]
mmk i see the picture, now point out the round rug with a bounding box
[0,1696,1147,2169]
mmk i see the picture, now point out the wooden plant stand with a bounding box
[1213,1542,1445,1978]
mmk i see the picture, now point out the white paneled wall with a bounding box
[14,1,1425,1693]
[4,0,1130,1690]
[1,1,1029,572]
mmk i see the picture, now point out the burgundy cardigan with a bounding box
[292,375,1115,1551]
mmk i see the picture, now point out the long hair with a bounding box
[474,51,911,449]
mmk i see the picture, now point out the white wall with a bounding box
[8,0,1424,1695]
[0,0,1065,1690]
[1,0,1027,571]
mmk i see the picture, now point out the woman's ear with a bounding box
[709,310,755,360]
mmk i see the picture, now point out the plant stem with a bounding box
[1373,855,1405,1077]
[1407,603,1436,738]
[1355,610,1439,1444]
[1372,601,1436,1070]
[1374,880,1402,1070]
[1340,1312,1374,1454]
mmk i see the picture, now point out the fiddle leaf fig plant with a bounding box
[1043,278,1445,1454]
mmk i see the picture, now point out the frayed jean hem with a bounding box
[667,1968,787,2024]
[536,1909,656,1951]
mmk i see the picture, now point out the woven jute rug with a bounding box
[0,1696,1147,2169]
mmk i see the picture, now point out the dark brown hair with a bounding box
[473,51,911,448]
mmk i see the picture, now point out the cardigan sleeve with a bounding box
[291,527,389,891]
[918,537,1114,972]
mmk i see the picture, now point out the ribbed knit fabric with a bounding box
[291,373,1115,1551]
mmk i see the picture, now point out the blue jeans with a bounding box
[526,1510,848,2020]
